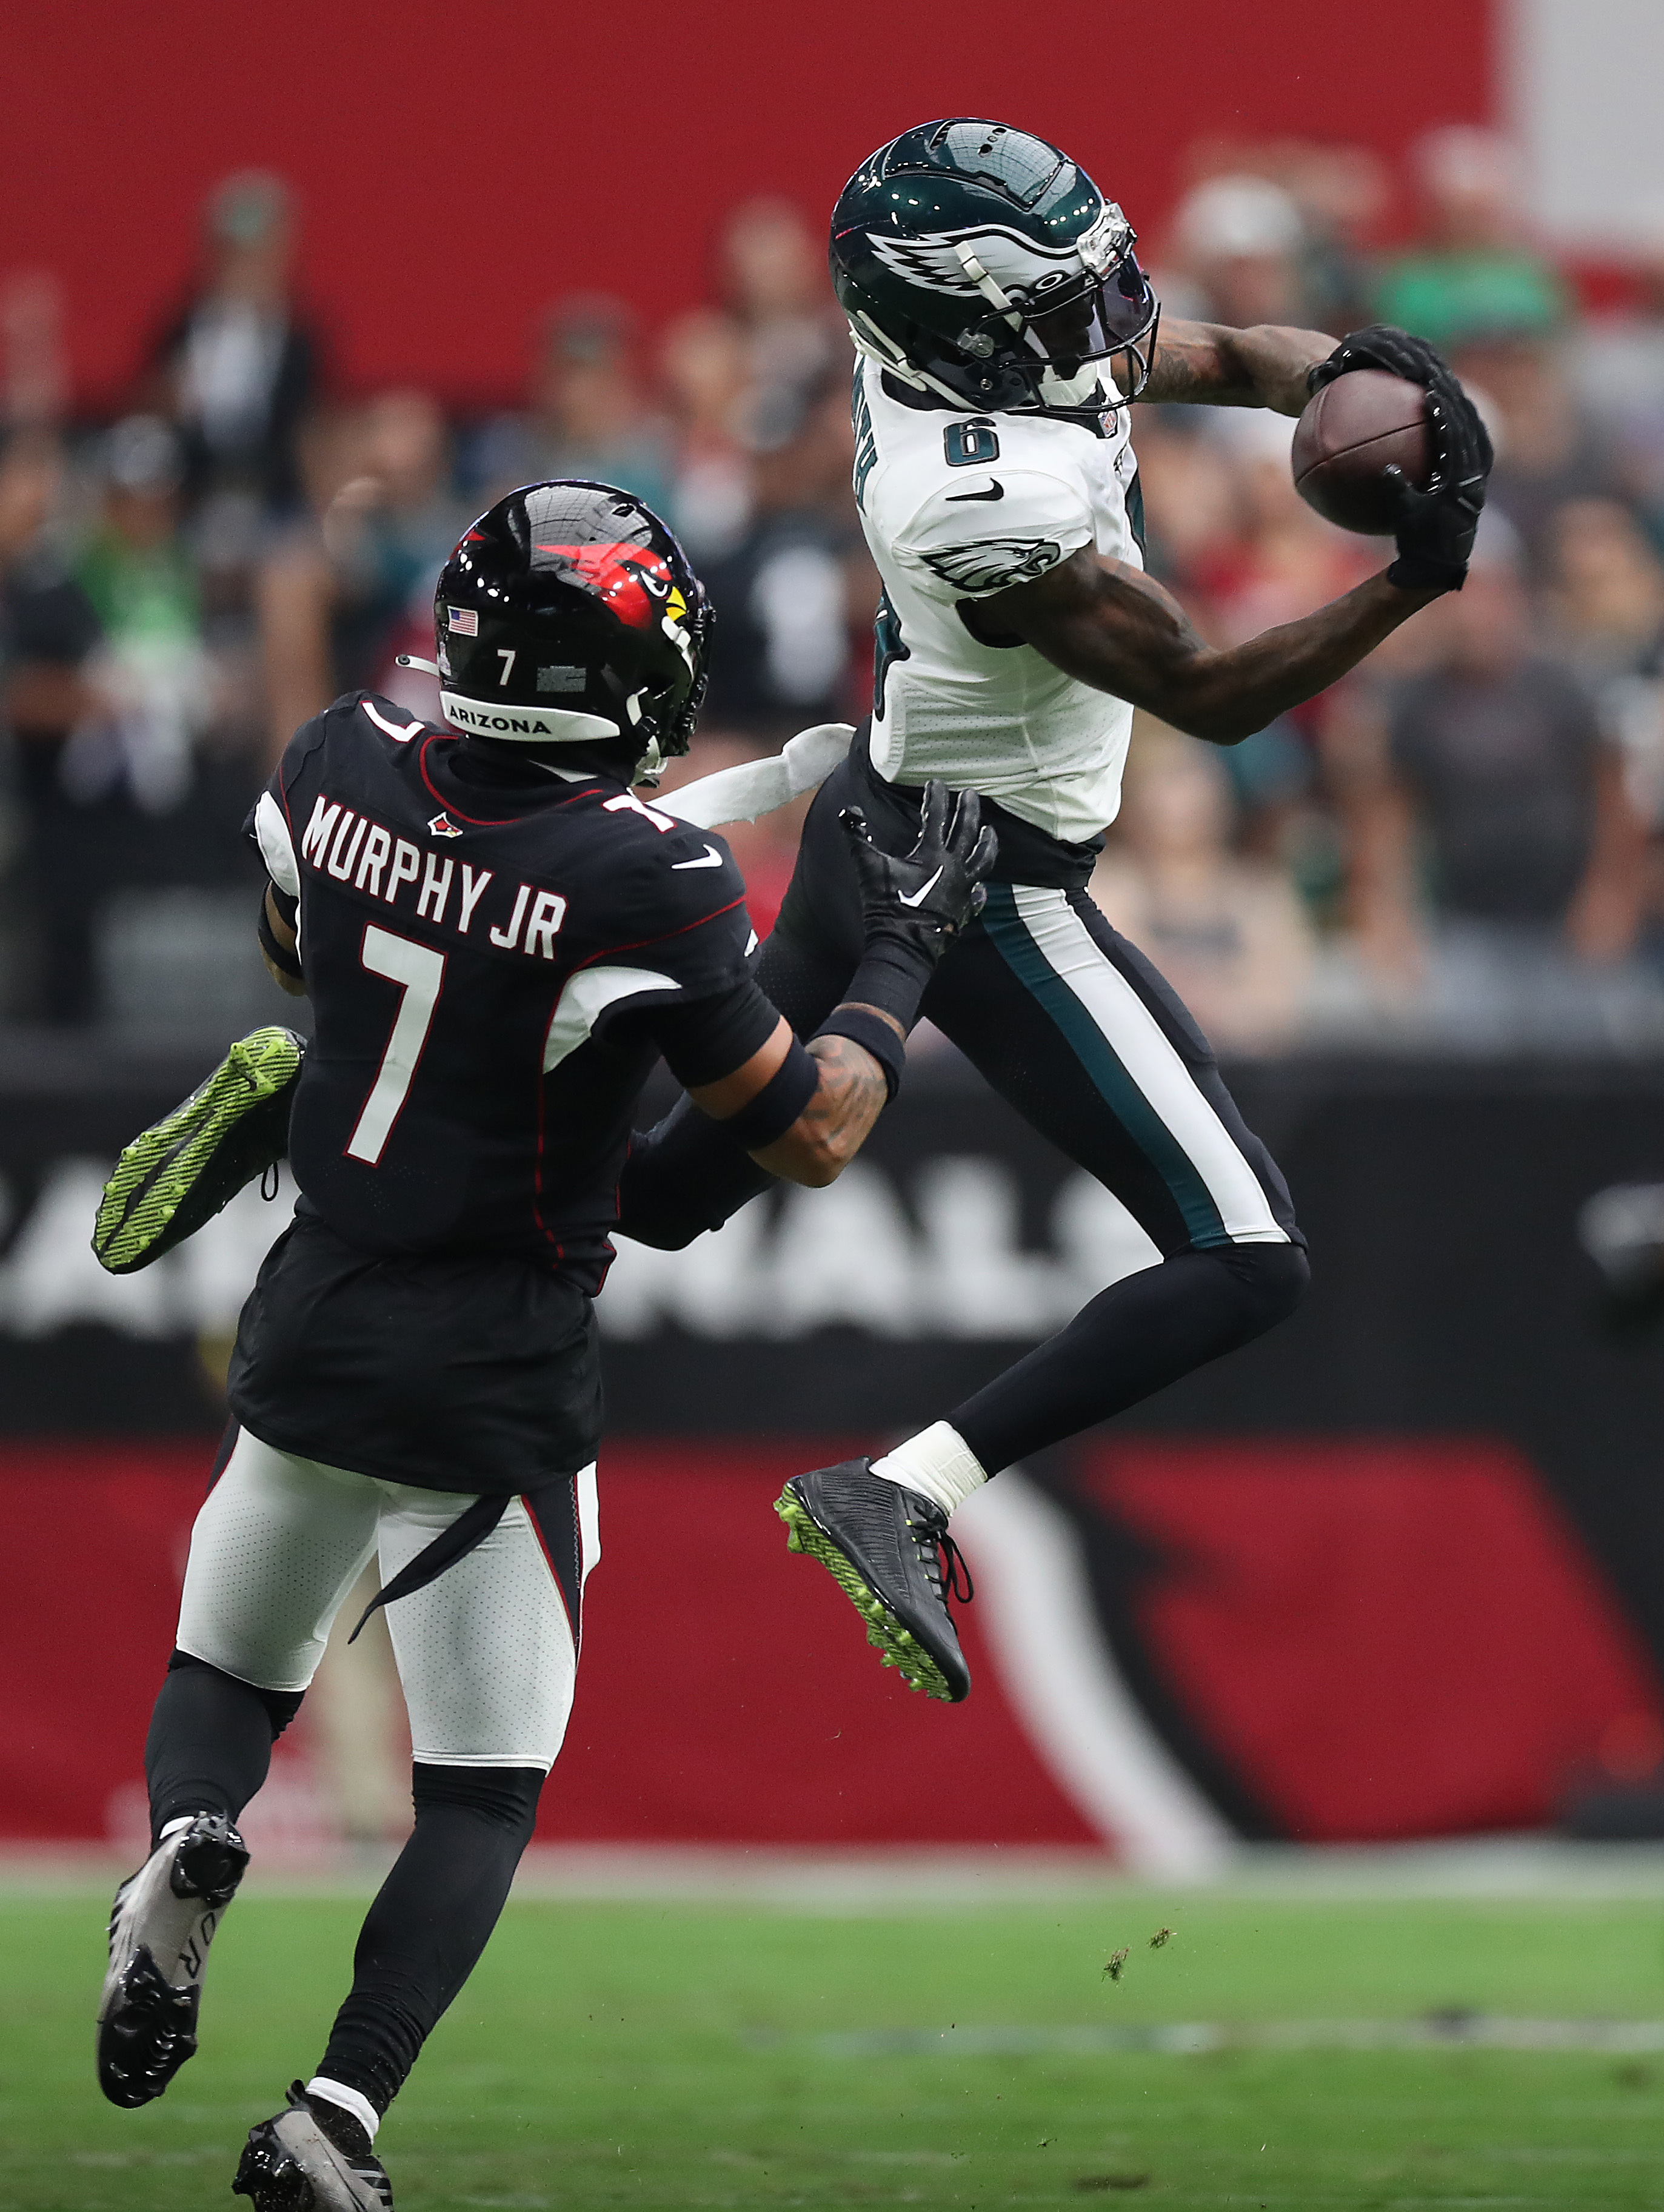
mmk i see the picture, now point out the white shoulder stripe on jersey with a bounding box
[254,791,300,898]
[543,965,678,1074]
[1010,886,1288,1245]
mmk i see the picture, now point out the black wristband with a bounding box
[841,932,937,1034]
[720,1037,820,1150]
[814,1005,905,1102]
[257,888,304,979]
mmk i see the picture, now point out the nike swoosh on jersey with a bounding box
[670,843,724,871]
[895,865,944,908]
[944,480,1004,503]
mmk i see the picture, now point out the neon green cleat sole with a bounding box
[93,1027,304,1275]
[774,1488,958,1702]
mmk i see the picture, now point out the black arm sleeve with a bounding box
[628,975,782,1091]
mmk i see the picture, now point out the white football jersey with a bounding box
[854,356,1144,846]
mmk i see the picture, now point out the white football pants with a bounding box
[175,1429,599,1769]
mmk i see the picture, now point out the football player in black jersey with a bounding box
[91,480,992,2211]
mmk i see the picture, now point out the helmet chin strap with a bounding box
[951,242,1024,330]
[621,686,666,786]
[1037,361,1113,409]
[632,736,665,786]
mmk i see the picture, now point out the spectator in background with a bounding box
[1093,721,1316,1053]
[698,376,861,743]
[146,173,319,570]
[1126,409,1241,588]
[1340,539,1652,1047]
[1277,141,1389,336]
[1454,333,1612,573]
[470,297,672,516]
[1375,127,1566,349]
[660,307,754,561]
[1546,503,1664,972]
[76,417,211,816]
[1162,174,1307,330]
[1571,216,1664,542]
[1188,407,1375,894]
[0,430,105,1020]
[1546,498,1664,689]
[259,390,467,756]
[718,197,844,412]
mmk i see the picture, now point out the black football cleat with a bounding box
[234,2083,394,2210]
[96,1810,249,2106]
[92,1026,303,1275]
[775,1457,974,1702]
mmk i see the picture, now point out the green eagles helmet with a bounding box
[829,118,1160,422]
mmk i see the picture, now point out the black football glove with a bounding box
[1309,324,1494,594]
[841,778,997,969]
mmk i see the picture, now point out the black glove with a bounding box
[816,780,997,1091]
[841,779,997,968]
[1309,324,1494,594]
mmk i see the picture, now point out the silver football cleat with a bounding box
[96,1809,248,2106]
[234,2083,395,2210]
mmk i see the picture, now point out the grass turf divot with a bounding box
[774,1487,955,1703]
[93,1028,302,1274]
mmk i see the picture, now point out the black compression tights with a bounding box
[318,1762,545,2115]
[615,919,1310,1475]
[145,1651,302,1843]
[947,1241,1309,1474]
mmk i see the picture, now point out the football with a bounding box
[1291,368,1435,535]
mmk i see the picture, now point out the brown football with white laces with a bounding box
[1292,369,1435,535]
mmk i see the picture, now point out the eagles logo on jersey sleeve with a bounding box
[891,466,1095,599]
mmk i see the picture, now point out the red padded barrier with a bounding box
[1084,1438,1664,1840]
[0,1,1495,407]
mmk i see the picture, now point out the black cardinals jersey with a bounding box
[249,691,775,1290]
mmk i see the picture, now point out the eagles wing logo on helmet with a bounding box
[870,227,1075,302]
[919,537,1064,593]
[869,207,1134,305]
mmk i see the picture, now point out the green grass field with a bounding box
[7,1882,1664,2210]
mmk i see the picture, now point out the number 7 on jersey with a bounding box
[347,925,446,1164]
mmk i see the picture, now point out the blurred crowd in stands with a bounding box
[7,130,1664,1054]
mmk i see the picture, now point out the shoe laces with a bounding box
[906,1503,975,1609]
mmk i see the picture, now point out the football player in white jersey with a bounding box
[616,118,1493,1706]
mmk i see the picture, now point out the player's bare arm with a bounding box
[967,320,1495,742]
[1136,317,1336,416]
[690,1017,891,1187]
[966,549,1440,745]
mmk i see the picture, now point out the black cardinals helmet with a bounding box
[426,480,712,782]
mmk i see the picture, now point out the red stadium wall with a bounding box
[7,1430,1652,1855]
[3,0,1497,410]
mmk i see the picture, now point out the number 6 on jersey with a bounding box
[347,925,446,1164]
